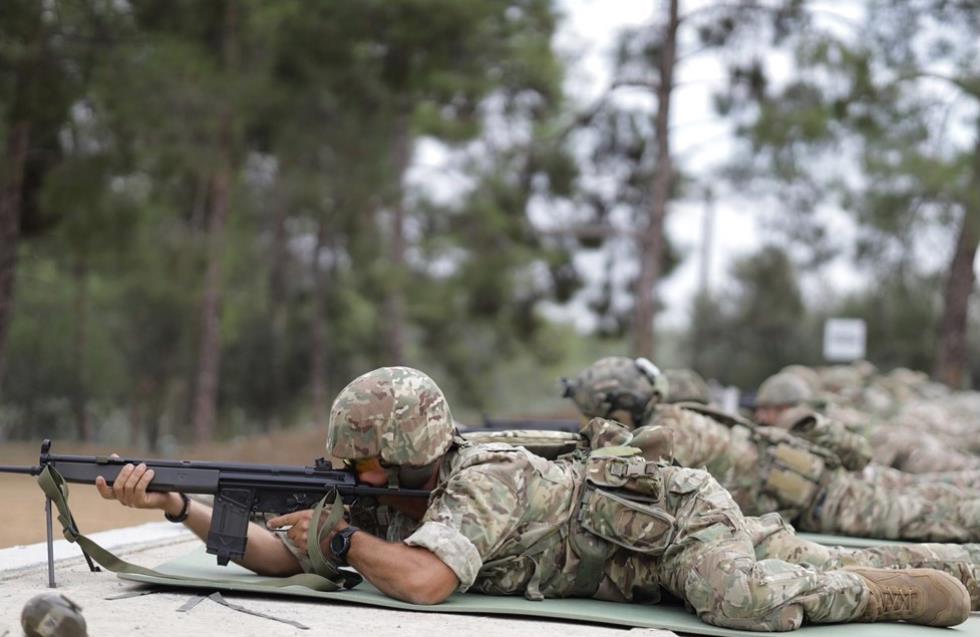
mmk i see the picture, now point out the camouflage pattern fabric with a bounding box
[303,439,873,631]
[862,463,980,493]
[758,363,980,476]
[460,429,582,460]
[774,406,872,472]
[590,405,980,542]
[562,356,667,426]
[756,373,814,407]
[797,468,980,542]
[747,513,980,611]
[327,366,455,466]
[662,369,710,404]
[869,420,980,474]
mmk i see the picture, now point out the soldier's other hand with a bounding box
[94,454,173,510]
[267,510,314,552]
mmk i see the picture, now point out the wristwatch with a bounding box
[329,526,360,565]
[165,493,191,523]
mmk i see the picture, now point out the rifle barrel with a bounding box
[0,465,41,476]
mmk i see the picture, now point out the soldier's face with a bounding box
[351,457,388,487]
[755,406,787,427]
[608,409,635,428]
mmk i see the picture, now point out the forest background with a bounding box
[1,0,978,451]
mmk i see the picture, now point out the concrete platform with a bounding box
[0,526,675,637]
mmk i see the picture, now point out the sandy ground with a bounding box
[0,533,674,637]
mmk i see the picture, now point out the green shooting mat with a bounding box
[118,548,980,637]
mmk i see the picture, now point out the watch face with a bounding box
[330,533,345,556]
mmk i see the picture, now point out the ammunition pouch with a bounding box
[577,449,675,556]
[761,442,826,509]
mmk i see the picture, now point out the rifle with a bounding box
[1,439,430,587]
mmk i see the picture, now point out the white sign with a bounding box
[823,318,867,362]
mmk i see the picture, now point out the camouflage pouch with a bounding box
[579,450,675,554]
[578,486,675,554]
[762,443,825,509]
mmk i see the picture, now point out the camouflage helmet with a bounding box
[327,366,454,467]
[21,594,87,637]
[779,364,821,393]
[756,372,814,407]
[562,356,668,424]
[821,365,863,392]
[663,368,710,404]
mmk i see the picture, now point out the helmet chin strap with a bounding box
[384,461,438,489]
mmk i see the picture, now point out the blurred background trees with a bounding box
[1,0,977,446]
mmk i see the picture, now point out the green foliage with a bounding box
[0,0,581,442]
[831,273,941,373]
[688,245,817,388]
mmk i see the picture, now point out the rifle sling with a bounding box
[36,465,359,592]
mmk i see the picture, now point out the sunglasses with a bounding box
[343,457,392,473]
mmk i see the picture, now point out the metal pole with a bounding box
[45,497,56,588]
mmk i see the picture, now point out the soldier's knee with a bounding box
[685,555,805,631]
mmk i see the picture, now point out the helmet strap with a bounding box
[384,461,438,490]
[398,461,438,489]
[385,466,400,489]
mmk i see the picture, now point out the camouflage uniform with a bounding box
[644,404,980,542]
[746,513,980,610]
[869,424,980,475]
[307,366,912,632]
[772,367,980,477]
[772,406,872,472]
[566,358,980,543]
[345,440,871,631]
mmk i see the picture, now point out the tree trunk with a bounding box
[935,131,980,387]
[265,187,289,431]
[310,219,328,427]
[631,0,679,360]
[71,255,91,441]
[0,5,41,394]
[191,166,231,442]
[383,110,413,365]
[0,122,29,391]
[191,0,237,441]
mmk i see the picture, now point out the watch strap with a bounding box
[164,493,191,523]
[332,526,360,564]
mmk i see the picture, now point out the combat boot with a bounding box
[846,566,970,627]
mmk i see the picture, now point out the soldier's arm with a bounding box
[790,415,872,471]
[346,530,459,604]
[96,462,304,577]
[653,405,745,470]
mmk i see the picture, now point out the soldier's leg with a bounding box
[656,468,869,631]
[797,471,980,542]
[870,426,980,474]
[747,513,980,610]
[862,464,980,494]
